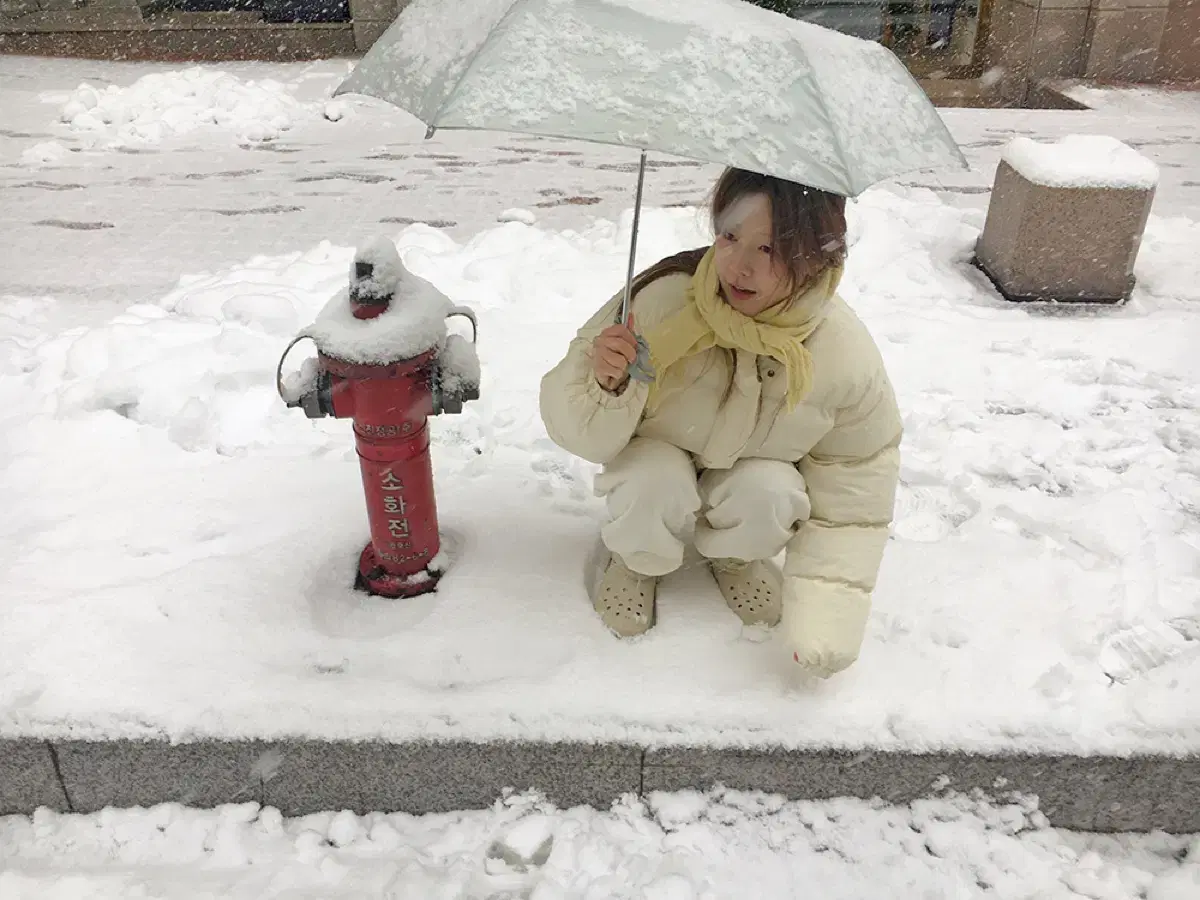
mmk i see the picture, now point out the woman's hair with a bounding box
[709,167,848,291]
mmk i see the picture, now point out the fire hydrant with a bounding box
[275,237,480,599]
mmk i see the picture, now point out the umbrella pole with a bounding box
[619,150,648,326]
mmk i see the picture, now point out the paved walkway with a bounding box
[4,58,1200,314]
[2,57,1199,829]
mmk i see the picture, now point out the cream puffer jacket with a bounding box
[539,269,902,663]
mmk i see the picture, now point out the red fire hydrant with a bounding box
[276,237,479,599]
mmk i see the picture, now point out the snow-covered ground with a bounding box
[2,789,1198,898]
[1,58,1199,755]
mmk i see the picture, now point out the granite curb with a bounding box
[3,738,1197,833]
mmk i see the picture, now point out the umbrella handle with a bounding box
[617,149,648,328]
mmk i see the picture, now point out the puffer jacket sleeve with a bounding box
[783,341,902,658]
[538,291,651,465]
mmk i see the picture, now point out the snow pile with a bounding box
[2,192,1199,752]
[1,789,1196,898]
[498,207,538,225]
[58,68,341,147]
[1002,135,1160,190]
[20,140,70,166]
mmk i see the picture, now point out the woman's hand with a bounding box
[592,323,639,393]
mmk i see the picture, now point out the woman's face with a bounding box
[713,193,795,317]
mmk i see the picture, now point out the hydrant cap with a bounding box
[352,236,405,308]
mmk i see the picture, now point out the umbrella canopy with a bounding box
[334,0,967,197]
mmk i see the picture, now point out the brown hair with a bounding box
[709,168,847,292]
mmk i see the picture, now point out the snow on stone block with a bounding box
[976,136,1158,304]
[1001,135,1160,191]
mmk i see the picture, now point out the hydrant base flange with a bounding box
[354,543,444,599]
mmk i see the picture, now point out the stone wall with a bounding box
[1,0,1196,90]
[985,0,1196,104]
[1,0,144,30]
[346,0,405,53]
[0,0,355,59]
[1085,0,1176,81]
[1158,0,1200,81]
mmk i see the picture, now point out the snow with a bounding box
[4,56,1200,759]
[20,140,70,166]
[1002,135,1160,190]
[0,789,1196,897]
[1098,621,1195,684]
[337,0,965,196]
[499,207,539,225]
[490,811,556,863]
[54,67,345,149]
[1060,83,1200,120]
[3,184,1200,753]
[279,355,321,406]
[302,236,456,364]
[442,331,482,396]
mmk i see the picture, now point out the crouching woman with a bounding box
[538,168,902,679]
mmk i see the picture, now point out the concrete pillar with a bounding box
[984,0,1090,104]
[1155,0,1200,81]
[1083,0,1173,81]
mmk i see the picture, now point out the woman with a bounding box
[539,168,902,679]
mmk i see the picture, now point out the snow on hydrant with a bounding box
[275,236,480,598]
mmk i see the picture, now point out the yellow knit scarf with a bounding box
[642,246,842,412]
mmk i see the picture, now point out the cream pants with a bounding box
[594,437,812,577]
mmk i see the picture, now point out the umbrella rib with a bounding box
[801,58,854,196]
[426,0,527,133]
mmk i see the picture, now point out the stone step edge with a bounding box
[3,738,1197,834]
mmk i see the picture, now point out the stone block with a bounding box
[0,7,143,31]
[54,740,270,813]
[1091,0,1171,11]
[981,0,1039,104]
[0,22,355,58]
[975,136,1157,304]
[262,740,642,816]
[1034,0,1091,10]
[0,740,70,814]
[0,0,42,19]
[642,749,1200,833]
[1085,7,1169,81]
[352,15,389,51]
[1028,8,1089,79]
[1095,754,1200,833]
[1158,0,1200,82]
[347,0,394,23]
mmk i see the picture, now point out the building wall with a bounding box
[2,0,1197,93]
[1084,0,1175,82]
[1158,0,1200,81]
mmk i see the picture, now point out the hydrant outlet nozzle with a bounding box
[292,370,333,419]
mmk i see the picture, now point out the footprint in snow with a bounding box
[478,815,555,896]
[892,483,981,543]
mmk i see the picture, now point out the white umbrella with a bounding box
[334,0,967,372]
